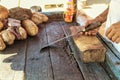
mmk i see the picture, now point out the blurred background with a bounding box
[0,0,110,17]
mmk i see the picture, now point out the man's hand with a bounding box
[80,7,108,36]
[80,19,100,36]
[106,21,120,43]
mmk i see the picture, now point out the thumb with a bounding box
[84,21,89,28]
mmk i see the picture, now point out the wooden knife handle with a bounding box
[85,22,102,32]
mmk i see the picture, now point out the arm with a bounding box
[98,7,120,43]
[95,7,109,23]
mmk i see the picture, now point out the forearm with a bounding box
[95,7,109,23]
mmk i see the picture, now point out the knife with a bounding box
[40,21,102,51]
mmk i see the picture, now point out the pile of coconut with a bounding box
[0,5,48,51]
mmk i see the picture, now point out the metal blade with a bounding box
[40,21,101,52]
[40,29,83,51]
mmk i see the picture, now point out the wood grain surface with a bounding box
[0,20,113,80]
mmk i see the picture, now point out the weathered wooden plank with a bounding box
[105,50,120,80]
[62,21,111,80]
[25,23,53,80]
[96,24,120,80]
[46,21,84,80]
[97,33,120,80]
[68,37,111,80]
[0,40,27,80]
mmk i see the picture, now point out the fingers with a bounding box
[106,23,120,41]
[84,32,97,36]
[111,33,118,42]
[105,28,112,36]
[91,32,97,35]
[79,28,98,36]
[107,30,115,40]
[106,27,120,43]
[115,38,120,44]
[110,34,120,43]
[106,25,114,38]
[84,21,89,28]
[79,19,99,36]
[79,32,83,35]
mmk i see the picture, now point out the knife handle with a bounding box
[85,21,102,32]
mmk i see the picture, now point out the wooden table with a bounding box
[0,21,114,80]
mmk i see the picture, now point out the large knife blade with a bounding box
[40,21,102,51]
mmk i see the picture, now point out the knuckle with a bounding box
[107,34,111,39]
[112,29,116,33]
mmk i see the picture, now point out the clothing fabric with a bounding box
[105,0,120,52]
